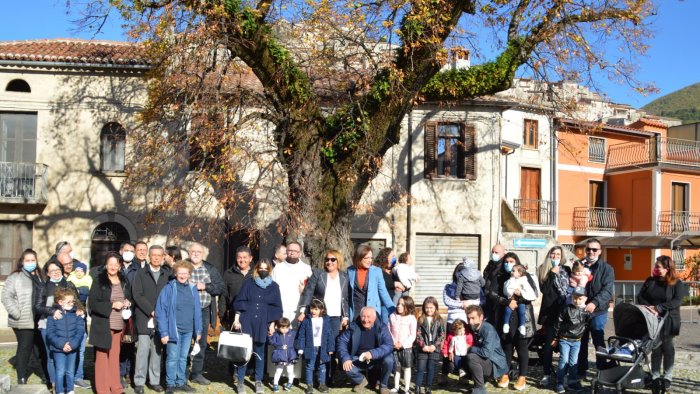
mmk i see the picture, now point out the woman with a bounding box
[233,260,283,394]
[637,255,687,390]
[156,261,202,393]
[347,244,396,321]
[164,245,182,268]
[485,252,538,391]
[89,252,131,394]
[298,249,350,385]
[1,249,46,384]
[34,260,77,387]
[535,246,570,388]
[373,247,402,323]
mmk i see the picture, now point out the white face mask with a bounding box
[122,251,135,263]
[491,253,500,262]
[121,308,132,320]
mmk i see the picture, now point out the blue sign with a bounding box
[513,238,547,248]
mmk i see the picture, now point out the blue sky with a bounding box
[2,0,698,109]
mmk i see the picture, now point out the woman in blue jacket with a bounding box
[46,287,85,394]
[155,261,202,393]
[347,245,395,322]
[233,260,283,394]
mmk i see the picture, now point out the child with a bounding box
[503,264,537,335]
[415,297,445,394]
[296,299,334,394]
[568,261,591,297]
[443,320,473,378]
[552,287,591,394]
[455,257,484,305]
[393,253,420,305]
[67,261,92,305]
[388,296,417,394]
[46,287,85,394]
[268,318,298,392]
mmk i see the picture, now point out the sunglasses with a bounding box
[585,247,600,252]
[324,257,338,263]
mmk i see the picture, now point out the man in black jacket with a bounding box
[218,246,254,328]
[577,238,615,376]
[187,242,225,386]
[481,244,505,325]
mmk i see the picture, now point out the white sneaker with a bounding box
[458,369,466,378]
[390,389,399,393]
[540,375,551,387]
[503,324,510,333]
[518,325,526,336]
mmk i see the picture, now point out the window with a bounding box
[91,222,130,267]
[589,137,606,163]
[0,112,37,163]
[100,122,126,172]
[523,119,538,148]
[424,122,476,179]
[0,221,33,279]
[5,79,31,93]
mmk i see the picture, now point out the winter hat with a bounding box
[462,256,477,269]
[73,261,87,273]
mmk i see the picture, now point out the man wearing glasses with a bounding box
[577,238,615,377]
[271,241,312,322]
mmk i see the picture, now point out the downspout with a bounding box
[406,110,413,252]
[551,118,557,236]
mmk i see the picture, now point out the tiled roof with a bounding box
[557,118,657,137]
[0,39,149,67]
[630,118,668,129]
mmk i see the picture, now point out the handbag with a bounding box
[121,318,134,344]
[217,330,253,364]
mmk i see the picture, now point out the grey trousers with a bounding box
[134,334,163,386]
[651,335,675,381]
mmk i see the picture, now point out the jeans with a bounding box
[557,339,581,385]
[40,328,55,384]
[578,312,608,374]
[345,356,394,388]
[327,317,341,383]
[53,351,77,394]
[134,334,163,386]
[166,332,193,388]
[304,347,327,386]
[503,303,527,328]
[452,355,467,372]
[237,341,266,382]
[415,358,437,389]
[75,334,87,380]
[190,306,210,379]
[541,324,557,376]
[651,335,675,381]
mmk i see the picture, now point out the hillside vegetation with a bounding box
[643,82,700,124]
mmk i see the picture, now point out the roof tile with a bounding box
[0,38,149,66]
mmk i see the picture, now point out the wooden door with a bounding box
[671,182,689,232]
[520,167,541,224]
[589,181,606,228]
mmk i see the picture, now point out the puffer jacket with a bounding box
[1,270,37,329]
[268,329,298,364]
[46,308,85,353]
[553,304,591,340]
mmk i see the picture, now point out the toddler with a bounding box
[297,299,334,394]
[455,257,484,305]
[46,287,86,394]
[388,296,417,394]
[503,264,537,335]
[393,253,420,305]
[268,318,298,392]
[568,261,591,296]
[552,287,591,394]
[443,320,473,378]
[67,262,92,306]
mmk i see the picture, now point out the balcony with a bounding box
[573,207,619,232]
[657,211,700,235]
[0,162,48,204]
[513,199,556,226]
[607,137,700,171]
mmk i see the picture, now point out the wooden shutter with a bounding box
[463,124,477,180]
[424,122,437,178]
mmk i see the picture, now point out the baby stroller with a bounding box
[591,303,665,394]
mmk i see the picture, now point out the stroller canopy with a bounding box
[612,303,664,341]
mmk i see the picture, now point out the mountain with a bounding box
[643,82,700,124]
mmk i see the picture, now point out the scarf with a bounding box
[255,276,273,288]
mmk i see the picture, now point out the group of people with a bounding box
[1,238,686,394]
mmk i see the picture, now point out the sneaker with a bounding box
[503,324,510,334]
[518,325,526,336]
[179,384,195,392]
[319,384,329,393]
[166,387,177,394]
[283,383,293,391]
[458,369,466,378]
[514,376,527,391]
[237,382,246,394]
[134,386,145,394]
[256,381,264,394]
[273,385,280,393]
[305,385,315,394]
[191,375,211,385]
[149,384,165,392]
[497,374,509,388]
[121,376,129,389]
[555,384,565,393]
[74,379,91,388]
[390,389,399,394]
[353,378,368,393]
[539,375,551,388]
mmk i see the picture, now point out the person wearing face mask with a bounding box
[576,238,615,378]
[482,244,506,326]
[551,287,591,394]
[535,245,570,388]
[636,255,687,391]
[116,241,138,388]
[232,260,283,394]
[2,249,47,385]
[271,241,312,322]
[463,305,507,394]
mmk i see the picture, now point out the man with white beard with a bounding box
[271,241,312,323]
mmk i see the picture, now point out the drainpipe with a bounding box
[406,110,413,252]
[551,119,557,236]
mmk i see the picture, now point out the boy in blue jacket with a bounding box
[297,299,335,394]
[268,317,298,392]
[46,287,86,394]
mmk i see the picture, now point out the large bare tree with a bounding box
[85,0,655,262]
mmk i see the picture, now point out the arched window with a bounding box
[90,222,130,267]
[100,122,126,172]
[5,79,31,93]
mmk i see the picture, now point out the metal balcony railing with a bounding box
[573,207,619,231]
[513,199,556,226]
[607,137,700,170]
[0,162,48,204]
[657,211,700,235]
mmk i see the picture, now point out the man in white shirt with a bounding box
[271,241,312,322]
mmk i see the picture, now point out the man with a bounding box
[465,305,508,394]
[271,244,287,268]
[120,241,140,283]
[56,252,74,276]
[482,243,506,325]
[272,241,312,322]
[337,307,394,394]
[577,238,615,377]
[132,245,170,393]
[187,242,225,386]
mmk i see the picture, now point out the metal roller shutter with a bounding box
[413,234,480,306]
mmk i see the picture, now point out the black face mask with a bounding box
[258,271,270,279]
[286,257,299,265]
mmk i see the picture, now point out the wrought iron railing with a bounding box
[513,199,556,225]
[573,207,618,231]
[657,211,700,235]
[0,162,48,203]
[607,136,700,170]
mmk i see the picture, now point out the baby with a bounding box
[503,264,537,335]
